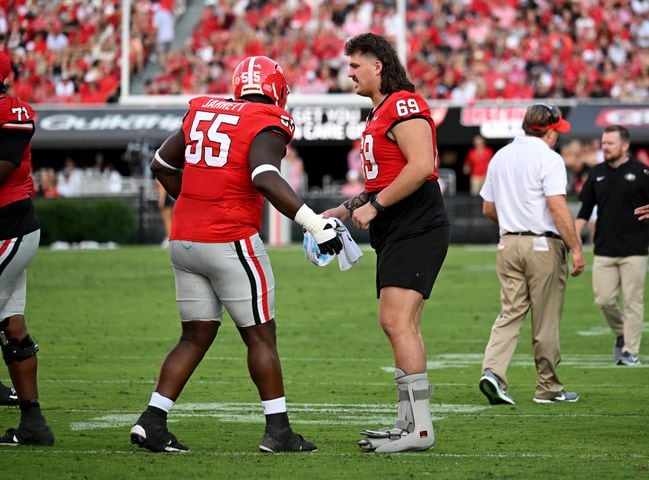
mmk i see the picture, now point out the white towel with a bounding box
[333,219,363,271]
[302,219,362,271]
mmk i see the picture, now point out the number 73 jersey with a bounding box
[172,96,294,243]
[360,90,439,193]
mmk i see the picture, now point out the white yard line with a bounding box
[69,402,485,431]
[577,323,649,336]
[43,352,646,366]
[67,402,648,432]
[41,379,649,388]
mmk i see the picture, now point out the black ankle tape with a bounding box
[19,399,40,409]
[146,405,168,419]
[265,412,289,428]
[19,400,42,417]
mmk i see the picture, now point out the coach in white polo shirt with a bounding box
[477,103,585,405]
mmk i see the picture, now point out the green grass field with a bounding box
[1,245,647,479]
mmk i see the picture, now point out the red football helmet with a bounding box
[232,56,289,109]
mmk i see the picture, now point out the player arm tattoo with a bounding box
[343,191,369,213]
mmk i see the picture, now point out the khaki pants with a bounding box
[592,255,646,356]
[469,176,485,196]
[482,235,568,398]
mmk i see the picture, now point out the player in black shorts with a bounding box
[324,33,449,453]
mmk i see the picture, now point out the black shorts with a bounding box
[375,225,449,299]
[370,180,449,299]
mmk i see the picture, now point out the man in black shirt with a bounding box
[576,125,649,366]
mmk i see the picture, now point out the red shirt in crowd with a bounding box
[464,140,494,178]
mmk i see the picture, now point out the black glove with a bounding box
[315,221,343,255]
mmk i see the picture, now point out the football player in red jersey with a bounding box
[324,33,450,453]
[130,56,342,454]
[0,51,54,446]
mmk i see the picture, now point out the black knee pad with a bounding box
[0,320,39,364]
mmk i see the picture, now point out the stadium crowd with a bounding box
[1,1,648,104]
[146,0,649,101]
[3,0,649,198]
[0,0,185,104]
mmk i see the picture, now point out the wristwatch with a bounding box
[371,197,386,214]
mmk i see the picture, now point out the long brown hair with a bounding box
[344,33,415,94]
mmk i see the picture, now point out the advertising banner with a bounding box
[30,102,649,149]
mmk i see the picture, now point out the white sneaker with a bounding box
[617,351,640,366]
[533,390,579,404]
[479,369,516,405]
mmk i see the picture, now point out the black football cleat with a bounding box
[259,425,317,453]
[130,410,188,453]
[0,382,18,407]
[0,420,55,446]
